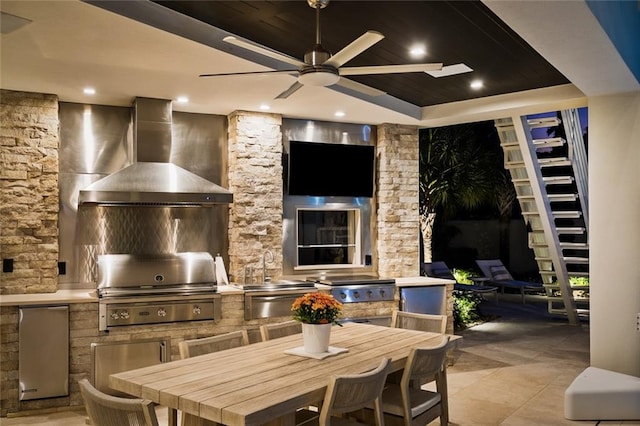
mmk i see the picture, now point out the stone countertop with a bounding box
[0,289,98,306]
[394,276,455,287]
[0,279,448,306]
[0,285,246,306]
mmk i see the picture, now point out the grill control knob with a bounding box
[120,311,130,320]
[339,292,347,300]
[157,308,167,317]
[380,289,386,297]
[193,306,201,315]
[353,291,360,299]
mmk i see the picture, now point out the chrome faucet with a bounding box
[243,265,253,284]
[263,250,274,283]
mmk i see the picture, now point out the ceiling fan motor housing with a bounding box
[298,66,340,86]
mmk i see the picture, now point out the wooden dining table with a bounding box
[109,322,462,426]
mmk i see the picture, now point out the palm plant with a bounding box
[419,123,502,262]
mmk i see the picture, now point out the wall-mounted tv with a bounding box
[287,141,375,197]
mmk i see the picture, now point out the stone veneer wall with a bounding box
[227,111,284,284]
[375,123,420,277]
[375,124,454,334]
[0,90,59,294]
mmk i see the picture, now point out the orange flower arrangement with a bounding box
[291,292,343,325]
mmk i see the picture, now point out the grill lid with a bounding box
[97,252,216,290]
[308,275,396,286]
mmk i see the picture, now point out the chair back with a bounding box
[391,310,447,334]
[260,320,302,341]
[422,262,455,280]
[79,378,159,426]
[476,259,514,280]
[319,357,391,426]
[179,330,249,359]
[401,336,450,389]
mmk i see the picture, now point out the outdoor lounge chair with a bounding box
[422,262,499,303]
[475,259,544,304]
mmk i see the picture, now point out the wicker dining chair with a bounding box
[179,330,250,426]
[315,357,392,426]
[178,329,250,359]
[260,320,302,341]
[79,378,159,426]
[390,310,447,334]
[380,336,450,426]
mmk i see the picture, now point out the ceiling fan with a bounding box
[200,0,443,99]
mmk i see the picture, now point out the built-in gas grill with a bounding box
[96,252,221,331]
[306,275,397,326]
[307,275,396,303]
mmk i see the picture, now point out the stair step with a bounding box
[560,242,590,249]
[567,271,590,277]
[533,137,565,148]
[556,227,586,234]
[540,271,557,278]
[528,117,561,128]
[544,176,574,185]
[518,194,578,202]
[548,193,579,202]
[500,141,520,148]
[553,211,582,219]
[564,256,590,264]
[539,157,572,167]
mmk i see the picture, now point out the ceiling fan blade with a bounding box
[199,69,298,78]
[223,36,306,68]
[323,30,384,68]
[335,77,385,97]
[339,63,443,76]
[275,81,304,99]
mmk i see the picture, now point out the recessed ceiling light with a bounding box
[470,80,484,90]
[259,104,270,111]
[83,87,95,95]
[176,96,189,104]
[334,111,345,117]
[409,45,426,58]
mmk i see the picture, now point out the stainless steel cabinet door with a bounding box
[92,339,168,396]
[399,285,446,315]
[19,306,69,400]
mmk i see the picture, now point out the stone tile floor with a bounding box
[3,294,639,425]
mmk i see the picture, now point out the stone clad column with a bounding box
[376,123,420,278]
[227,111,283,284]
[0,90,59,294]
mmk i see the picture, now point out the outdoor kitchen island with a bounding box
[0,276,453,418]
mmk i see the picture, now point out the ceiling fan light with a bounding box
[298,70,340,87]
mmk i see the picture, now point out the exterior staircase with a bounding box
[494,109,589,325]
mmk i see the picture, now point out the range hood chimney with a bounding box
[79,98,233,205]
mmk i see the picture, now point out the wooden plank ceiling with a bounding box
[154,0,569,108]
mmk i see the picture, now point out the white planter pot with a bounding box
[301,323,331,353]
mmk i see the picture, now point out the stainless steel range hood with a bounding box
[78,98,233,205]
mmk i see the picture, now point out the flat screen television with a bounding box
[287,141,375,197]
